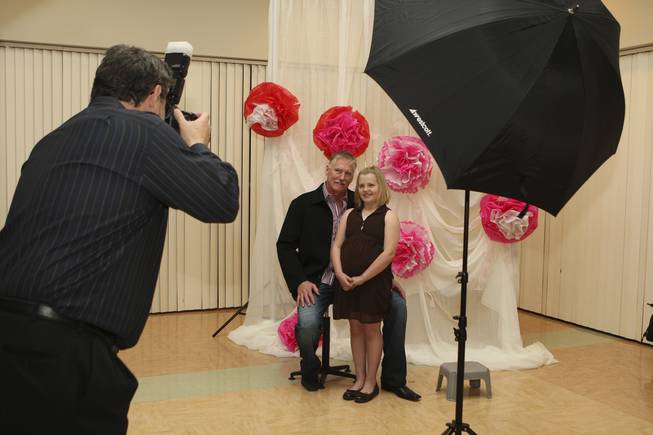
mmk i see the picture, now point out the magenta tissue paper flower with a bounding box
[378,136,434,193]
[277,310,323,352]
[277,311,299,352]
[392,220,436,279]
[313,106,370,159]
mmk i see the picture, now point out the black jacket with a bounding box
[276,184,355,300]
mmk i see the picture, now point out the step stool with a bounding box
[436,361,492,401]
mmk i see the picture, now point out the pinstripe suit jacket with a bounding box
[0,96,239,348]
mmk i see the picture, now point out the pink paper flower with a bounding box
[277,310,323,352]
[377,136,433,193]
[392,220,436,279]
[313,106,370,159]
[480,195,539,243]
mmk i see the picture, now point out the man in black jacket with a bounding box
[277,152,420,401]
[0,45,239,434]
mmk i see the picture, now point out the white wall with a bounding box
[604,0,653,49]
[1,0,651,56]
[0,0,268,59]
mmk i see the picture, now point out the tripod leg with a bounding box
[442,422,477,435]
[441,424,455,435]
[212,302,248,337]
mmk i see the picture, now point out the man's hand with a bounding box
[174,108,211,146]
[392,279,406,300]
[297,281,320,307]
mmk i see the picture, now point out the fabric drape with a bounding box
[229,0,555,370]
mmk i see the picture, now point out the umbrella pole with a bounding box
[443,189,477,435]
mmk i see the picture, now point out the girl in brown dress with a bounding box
[331,166,400,403]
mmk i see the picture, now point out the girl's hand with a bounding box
[351,276,366,288]
[337,272,354,291]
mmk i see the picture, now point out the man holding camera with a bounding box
[0,44,239,434]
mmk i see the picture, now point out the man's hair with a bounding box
[90,44,173,106]
[354,166,391,209]
[328,151,357,169]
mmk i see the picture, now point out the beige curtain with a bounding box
[0,42,265,312]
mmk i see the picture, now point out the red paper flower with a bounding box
[392,220,436,279]
[313,106,370,159]
[480,195,539,243]
[244,82,300,137]
[378,136,433,193]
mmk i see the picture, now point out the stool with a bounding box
[289,311,356,385]
[436,361,492,401]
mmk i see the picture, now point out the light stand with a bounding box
[212,303,248,338]
[443,190,477,435]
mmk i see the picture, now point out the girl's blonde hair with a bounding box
[354,166,391,209]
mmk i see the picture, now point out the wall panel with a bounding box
[0,42,265,313]
[519,49,653,342]
[518,218,546,313]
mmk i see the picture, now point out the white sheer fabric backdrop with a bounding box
[229,0,555,370]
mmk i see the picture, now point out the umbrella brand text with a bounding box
[409,109,432,137]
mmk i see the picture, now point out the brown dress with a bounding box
[333,205,392,323]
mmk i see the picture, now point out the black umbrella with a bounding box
[364,1,625,434]
[365,0,624,216]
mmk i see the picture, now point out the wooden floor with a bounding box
[119,310,653,434]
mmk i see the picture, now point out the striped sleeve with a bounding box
[142,125,240,223]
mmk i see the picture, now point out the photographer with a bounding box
[0,44,239,434]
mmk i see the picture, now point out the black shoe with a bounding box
[381,384,421,401]
[301,377,324,392]
[342,388,362,401]
[354,384,379,403]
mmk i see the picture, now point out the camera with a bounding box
[163,41,198,131]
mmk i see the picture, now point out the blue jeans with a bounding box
[295,283,408,387]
